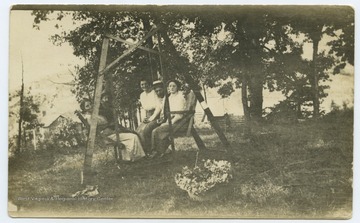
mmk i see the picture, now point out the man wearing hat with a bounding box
[153,80,165,105]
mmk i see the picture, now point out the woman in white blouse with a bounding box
[136,79,163,154]
[138,79,161,121]
[149,80,186,157]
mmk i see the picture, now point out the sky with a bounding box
[9,11,82,90]
[2,2,360,223]
[9,10,85,122]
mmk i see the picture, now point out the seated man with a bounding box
[182,83,197,112]
[77,98,146,162]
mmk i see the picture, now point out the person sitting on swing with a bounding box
[149,80,187,158]
[76,98,146,162]
[136,79,163,155]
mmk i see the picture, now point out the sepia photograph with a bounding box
[7,4,354,219]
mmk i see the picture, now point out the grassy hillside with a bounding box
[8,111,353,218]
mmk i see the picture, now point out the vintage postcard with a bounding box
[8,5,354,219]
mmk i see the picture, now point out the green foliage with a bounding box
[217,81,235,98]
[32,10,199,114]
[31,6,354,119]
[286,7,354,117]
[8,135,19,157]
[9,89,41,130]
[330,100,340,112]
[265,45,334,116]
[41,120,87,154]
[185,9,332,118]
[327,10,354,66]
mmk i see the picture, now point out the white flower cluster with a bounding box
[175,159,232,196]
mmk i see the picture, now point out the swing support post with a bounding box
[83,37,109,185]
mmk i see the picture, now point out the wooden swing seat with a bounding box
[167,100,206,151]
[170,110,195,137]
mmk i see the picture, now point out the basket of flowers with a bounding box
[175,159,233,201]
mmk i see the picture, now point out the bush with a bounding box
[323,103,353,122]
[264,100,300,124]
[41,121,87,154]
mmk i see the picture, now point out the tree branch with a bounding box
[48,79,76,86]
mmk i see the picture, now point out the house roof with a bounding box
[40,111,81,128]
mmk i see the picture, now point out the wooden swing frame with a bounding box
[82,25,230,185]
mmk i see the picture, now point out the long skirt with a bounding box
[108,133,146,162]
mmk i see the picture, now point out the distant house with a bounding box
[39,112,83,139]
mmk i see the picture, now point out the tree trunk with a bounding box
[17,86,24,154]
[249,71,263,120]
[312,36,320,118]
[241,74,250,120]
[201,83,207,122]
[17,56,25,154]
[297,103,302,118]
[23,127,27,150]
[309,26,322,118]
[241,73,251,138]
[247,38,263,121]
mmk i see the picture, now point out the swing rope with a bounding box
[148,51,155,82]
[106,70,123,161]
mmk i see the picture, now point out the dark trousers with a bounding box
[136,120,159,154]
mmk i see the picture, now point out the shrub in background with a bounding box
[41,120,87,154]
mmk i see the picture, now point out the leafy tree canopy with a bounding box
[30,5,354,118]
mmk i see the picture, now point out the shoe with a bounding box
[148,151,158,159]
[145,153,151,159]
[116,142,126,150]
